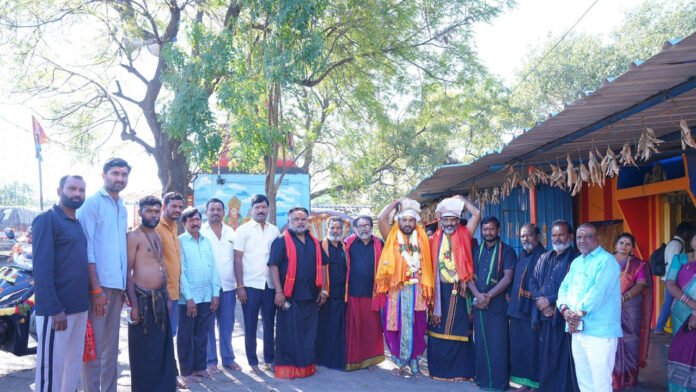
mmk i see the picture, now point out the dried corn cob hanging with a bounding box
[680,119,696,150]
[533,167,550,185]
[549,163,565,189]
[566,155,578,189]
[571,176,583,196]
[635,127,663,161]
[491,187,500,204]
[578,161,590,183]
[588,149,604,186]
[501,180,511,198]
[603,147,620,177]
[619,142,638,167]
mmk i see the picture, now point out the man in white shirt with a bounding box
[655,221,692,334]
[201,198,241,373]
[234,194,281,373]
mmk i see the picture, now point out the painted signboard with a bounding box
[192,173,310,229]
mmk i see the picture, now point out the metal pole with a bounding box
[37,154,44,211]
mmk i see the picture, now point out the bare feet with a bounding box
[223,361,242,371]
[183,375,201,384]
[176,376,188,389]
[207,364,221,374]
[192,369,212,379]
[250,365,262,374]
[391,367,405,376]
[263,363,275,372]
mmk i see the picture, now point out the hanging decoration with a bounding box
[635,127,663,161]
[566,155,577,189]
[619,142,638,167]
[588,149,604,186]
[466,121,696,207]
[680,119,696,149]
[602,147,620,178]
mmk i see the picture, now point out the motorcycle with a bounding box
[0,230,36,356]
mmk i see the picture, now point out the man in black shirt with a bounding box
[33,175,90,392]
[468,215,516,391]
[344,215,385,371]
[316,216,348,370]
[268,207,326,379]
[530,220,580,392]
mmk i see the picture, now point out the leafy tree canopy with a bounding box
[511,0,696,128]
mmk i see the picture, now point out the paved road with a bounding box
[0,309,482,391]
[0,293,669,391]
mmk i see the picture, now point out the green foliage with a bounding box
[0,182,35,207]
[160,35,224,171]
[512,0,696,128]
[1,0,514,208]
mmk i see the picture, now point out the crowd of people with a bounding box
[30,157,696,392]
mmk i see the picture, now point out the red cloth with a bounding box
[429,225,474,283]
[345,296,385,371]
[275,364,316,379]
[83,319,96,362]
[283,230,323,298]
[344,234,384,310]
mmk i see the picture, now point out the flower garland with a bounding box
[398,230,421,285]
[438,236,459,294]
[0,297,34,317]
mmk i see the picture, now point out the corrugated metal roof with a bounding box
[410,33,696,202]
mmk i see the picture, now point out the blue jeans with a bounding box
[207,289,237,366]
[655,285,674,331]
[177,303,214,376]
[169,300,179,337]
[241,286,276,366]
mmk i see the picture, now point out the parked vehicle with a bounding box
[0,263,35,356]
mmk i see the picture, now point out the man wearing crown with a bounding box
[426,196,480,381]
[376,198,434,377]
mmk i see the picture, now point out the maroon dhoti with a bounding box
[345,296,384,371]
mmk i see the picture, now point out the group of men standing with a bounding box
[30,157,391,391]
[32,156,622,392]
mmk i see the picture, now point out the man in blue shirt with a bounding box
[78,158,130,392]
[558,223,622,392]
[177,207,221,383]
[33,175,89,392]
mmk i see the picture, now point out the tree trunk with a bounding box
[140,90,191,200]
[264,82,281,225]
[154,135,190,199]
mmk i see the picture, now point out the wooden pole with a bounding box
[528,166,537,225]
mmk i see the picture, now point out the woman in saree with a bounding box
[612,233,653,391]
[666,231,696,392]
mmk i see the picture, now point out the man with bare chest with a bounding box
[126,196,177,391]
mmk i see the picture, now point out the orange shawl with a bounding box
[375,224,434,304]
[429,225,474,283]
[283,230,323,298]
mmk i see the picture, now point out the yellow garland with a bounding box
[438,235,458,284]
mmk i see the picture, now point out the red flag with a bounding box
[31,116,48,145]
